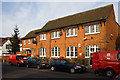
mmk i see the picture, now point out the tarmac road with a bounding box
[2,62,112,80]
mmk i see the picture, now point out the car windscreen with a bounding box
[118,52,120,60]
[16,56,27,60]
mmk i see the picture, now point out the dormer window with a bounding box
[40,34,46,40]
[24,40,26,45]
[66,28,77,37]
[51,31,60,39]
[85,24,100,35]
[28,39,31,44]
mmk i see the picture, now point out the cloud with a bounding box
[2,2,119,38]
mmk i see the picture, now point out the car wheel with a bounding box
[106,69,114,77]
[37,65,41,69]
[26,64,29,68]
[9,62,12,65]
[70,68,75,73]
[17,63,20,67]
[51,66,55,71]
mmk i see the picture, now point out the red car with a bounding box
[8,54,27,67]
[92,51,120,77]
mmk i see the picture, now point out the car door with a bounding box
[55,59,61,70]
[60,59,68,71]
[32,59,37,67]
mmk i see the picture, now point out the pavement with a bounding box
[86,66,95,73]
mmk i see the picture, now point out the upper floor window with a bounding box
[51,31,60,39]
[66,28,77,37]
[85,24,100,35]
[24,40,26,45]
[66,46,77,58]
[40,34,46,40]
[6,44,11,49]
[85,45,100,58]
[51,47,60,57]
[40,48,46,57]
[28,39,31,44]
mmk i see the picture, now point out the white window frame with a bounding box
[40,34,46,40]
[51,47,60,57]
[34,50,35,56]
[51,31,60,39]
[28,39,31,44]
[85,45,100,58]
[40,48,46,57]
[24,40,26,45]
[24,51,26,54]
[85,24,100,35]
[66,28,77,37]
[66,46,77,58]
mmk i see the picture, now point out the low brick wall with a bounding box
[2,56,9,63]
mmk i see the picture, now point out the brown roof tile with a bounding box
[22,29,41,39]
[36,4,113,34]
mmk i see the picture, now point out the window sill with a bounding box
[66,35,77,38]
[85,32,100,35]
[51,56,60,58]
[40,39,46,41]
[85,56,90,58]
[40,56,46,57]
[66,56,77,58]
[51,37,60,39]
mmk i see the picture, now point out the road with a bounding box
[2,63,112,80]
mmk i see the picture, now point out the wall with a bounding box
[2,40,11,53]
[22,38,37,57]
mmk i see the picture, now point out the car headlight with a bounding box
[21,60,24,63]
[74,66,81,69]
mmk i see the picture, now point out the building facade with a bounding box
[22,4,120,65]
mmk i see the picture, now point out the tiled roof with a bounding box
[22,29,41,40]
[36,4,113,34]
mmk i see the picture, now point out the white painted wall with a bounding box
[2,40,11,54]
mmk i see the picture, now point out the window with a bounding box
[34,50,35,56]
[85,24,100,35]
[85,45,100,58]
[40,48,46,57]
[66,28,77,37]
[51,47,60,57]
[6,44,11,49]
[28,39,31,44]
[40,34,46,40]
[51,31,60,39]
[24,40,26,45]
[66,46,77,58]
[24,51,26,54]
[118,52,120,60]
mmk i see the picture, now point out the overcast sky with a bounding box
[1,0,120,38]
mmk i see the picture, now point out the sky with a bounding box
[1,0,120,38]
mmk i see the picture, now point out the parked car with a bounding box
[50,59,86,73]
[8,54,27,67]
[26,57,50,69]
[92,51,120,77]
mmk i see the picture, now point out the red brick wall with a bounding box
[105,7,119,51]
[22,38,37,56]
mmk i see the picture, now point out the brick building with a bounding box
[21,29,41,57]
[21,4,120,65]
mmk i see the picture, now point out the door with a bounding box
[60,59,68,71]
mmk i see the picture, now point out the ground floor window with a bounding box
[51,47,60,57]
[85,45,100,65]
[40,48,46,57]
[85,45,100,58]
[66,46,77,58]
